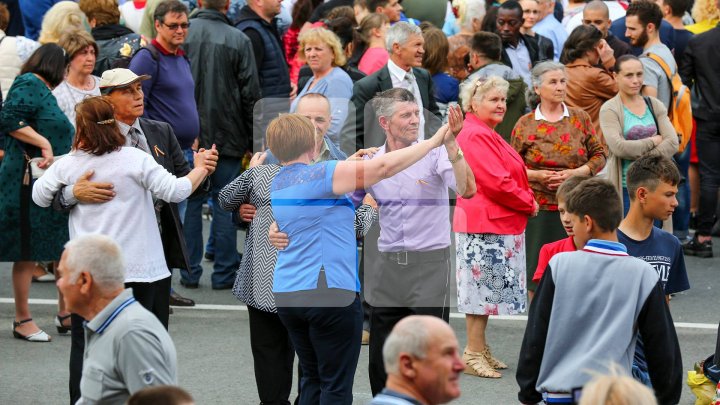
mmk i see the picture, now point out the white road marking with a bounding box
[1,298,716,330]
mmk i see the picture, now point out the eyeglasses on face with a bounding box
[161,22,190,31]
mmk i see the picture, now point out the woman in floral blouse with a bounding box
[511,61,606,297]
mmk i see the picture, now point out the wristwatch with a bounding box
[449,149,464,164]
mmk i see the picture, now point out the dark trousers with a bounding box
[696,119,720,236]
[277,296,363,405]
[68,276,171,403]
[247,306,295,405]
[366,249,451,396]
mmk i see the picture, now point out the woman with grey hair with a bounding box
[510,61,606,298]
[454,75,537,378]
[447,0,486,81]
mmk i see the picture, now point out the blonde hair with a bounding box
[298,27,347,67]
[39,1,90,45]
[459,76,509,112]
[579,368,658,405]
[266,114,317,162]
[692,0,720,22]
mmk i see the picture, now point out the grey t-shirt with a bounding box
[641,43,676,109]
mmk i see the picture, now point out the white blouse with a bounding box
[32,147,192,283]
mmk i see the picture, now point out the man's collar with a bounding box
[388,59,411,83]
[312,138,330,164]
[117,119,143,136]
[151,38,185,56]
[534,103,570,121]
[506,37,526,50]
[85,289,136,334]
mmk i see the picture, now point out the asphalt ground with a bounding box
[1,222,718,405]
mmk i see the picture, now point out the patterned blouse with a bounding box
[218,165,377,312]
[511,105,606,210]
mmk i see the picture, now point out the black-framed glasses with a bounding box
[161,22,190,31]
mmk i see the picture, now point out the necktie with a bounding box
[129,127,151,154]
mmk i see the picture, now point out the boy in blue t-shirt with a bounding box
[618,154,690,385]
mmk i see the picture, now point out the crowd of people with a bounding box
[1,0,720,404]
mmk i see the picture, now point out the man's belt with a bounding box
[379,247,449,265]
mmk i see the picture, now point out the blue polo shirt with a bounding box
[128,40,200,149]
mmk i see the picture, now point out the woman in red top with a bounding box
[454,76,538,378]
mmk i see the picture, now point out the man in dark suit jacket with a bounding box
[342,21,442,155]
[496,1,541,88]
[51,69,217,404]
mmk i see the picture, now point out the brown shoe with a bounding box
[361,330,370,345]
[463,348,501,378]
[482,345,507,370]
[169,291,195,307]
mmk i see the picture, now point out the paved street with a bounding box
[1,224,718,404]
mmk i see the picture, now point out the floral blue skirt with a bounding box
[455,232,526,315]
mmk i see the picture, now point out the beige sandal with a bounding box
[482,345,508,370]
[463,348,501,378]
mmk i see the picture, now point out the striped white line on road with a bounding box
[2,298,716,330]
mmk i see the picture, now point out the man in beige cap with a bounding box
[52,68,217,404]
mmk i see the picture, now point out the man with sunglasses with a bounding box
[129,0,201,305]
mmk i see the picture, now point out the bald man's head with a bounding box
[583,1,611,37]
[382,316,464,405]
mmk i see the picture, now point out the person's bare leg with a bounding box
[465,314,488,352]
[13,261,43,336]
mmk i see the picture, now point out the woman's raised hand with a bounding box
[447,104,464,137]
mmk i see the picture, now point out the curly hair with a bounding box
[459,75,510,113]
[692,0,720,22]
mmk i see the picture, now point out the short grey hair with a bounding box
[64,234,125,290]
[385,21,422,53]
[383,317,430,374]
[459,75,510,112]
[371,88,417,119]
[453,0,486,32]
[527,60,566,109]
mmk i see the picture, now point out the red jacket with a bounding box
[453,113,535,235]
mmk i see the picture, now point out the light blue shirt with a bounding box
[533,14,567,61]
[271,161,359,294]
[505,40,533,88]
[290,67,353,147]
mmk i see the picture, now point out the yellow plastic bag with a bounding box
[688,370,716,405]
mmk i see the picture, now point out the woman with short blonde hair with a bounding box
[38,1,90,45]
[454,75,537,378]
[291,27,354,147]
[579,371,658,405]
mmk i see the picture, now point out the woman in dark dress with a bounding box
[0,44,73,342]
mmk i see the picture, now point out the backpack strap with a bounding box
[643,96,660,131]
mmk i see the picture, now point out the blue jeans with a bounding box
[672,148,691,240]
[181,156,241,287]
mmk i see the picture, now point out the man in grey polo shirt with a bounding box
[56,234,177,405]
